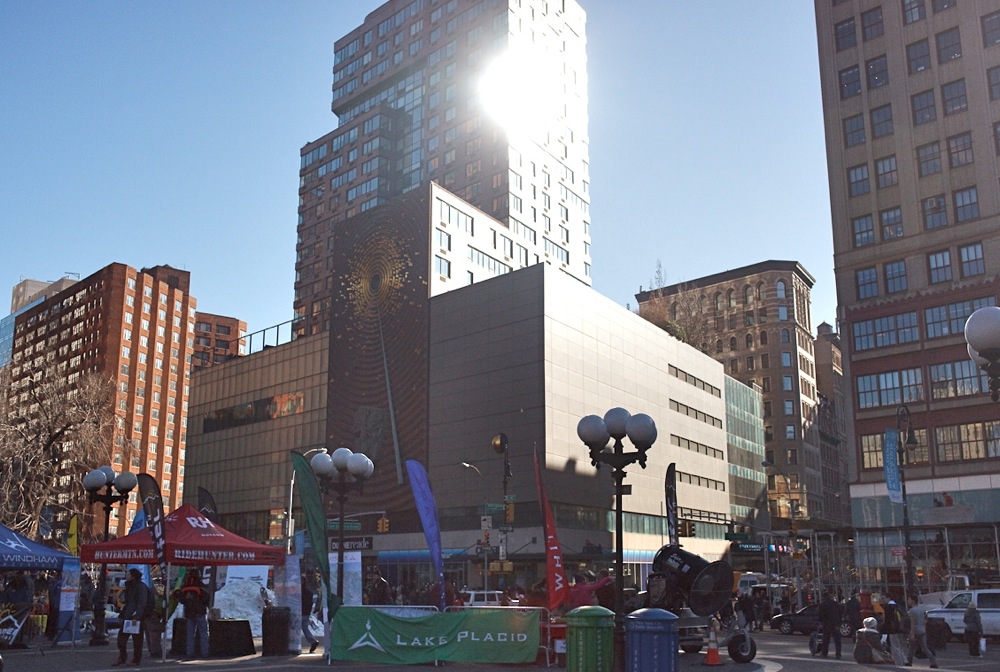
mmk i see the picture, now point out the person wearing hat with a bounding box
[113,569,148,667]
[880,597,907,665]
[854,616,892,664]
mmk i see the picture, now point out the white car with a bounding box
[458,590,505,606]
[925,589,1000,639]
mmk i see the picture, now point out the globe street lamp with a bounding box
[762,459,802,610]
[964,305,1000,401]
[895,404,919,602]
[82,466,137,646]
[577,408,656,672]
[310,447,374,601]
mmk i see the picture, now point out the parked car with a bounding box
[926,589,1000,642]
[770,604,852,637]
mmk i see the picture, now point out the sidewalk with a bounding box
[1,639,765,672]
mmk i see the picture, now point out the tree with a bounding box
[638,260,712,354]
[0,363,118,541]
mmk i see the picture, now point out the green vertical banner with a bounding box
[290,452,339,615]
[330,607,540,663]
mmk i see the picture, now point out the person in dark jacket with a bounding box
[113,569,147,667]
[854,617,892,663]
[816,590,844,658]
[880,598,907,665]
[301,574,319,653]
[963,600,983,657]
[173,572,209,659]
[844,591,863,634]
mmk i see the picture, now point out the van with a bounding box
[925,589,1000,640]
[458,589,505,606]
[735,573,767,595]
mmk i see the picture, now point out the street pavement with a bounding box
[2,630,998,672]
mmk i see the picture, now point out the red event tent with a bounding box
[81,504,285,566]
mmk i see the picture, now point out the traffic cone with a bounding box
[703,618,723,666]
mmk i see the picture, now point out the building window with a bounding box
[870,105,893,138]
[857,267,879,299]
[778,305,789,321]
[853,214,875,247]
[925,297,996,339]
[854,320,875,351]
[988,67,1000,101]
[936,27,962,63]
[917,142,942,176]
[839,65,861,99]
[781,351,793,367]
[835,18,856,51]
[783,376,793,392]
[903,0,925,25]
[911,90,936,124]
[982,11,1000,48]
[881,207,903,239]
[923,195,948,229]
[776,280,786,299]
[746,356,755,371]
[928,250,952,283]
[995,122,1000,155]
[848,164,870,196]
[907,39,931,73]
[885,260,908,293]
[947,132,973,167]
[960,243,985,277]
[780,329,790,343]
[866,55,889,88]
[785,424,796,440]
[876,156,898,188]
[932,0,956,12]
[862,7,884,40]
[942,79,968,115]
[843,114,865,146]
[954,186,979,222]
[434,255,451,278]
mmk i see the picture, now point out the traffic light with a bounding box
[679,520,691,537]
[689,522,697,538]
[505,502,514,524]
[377,516,389,533]
[484,531,491,546]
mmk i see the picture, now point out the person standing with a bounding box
[816,590,843,658]
[905,594,938,668]
[174,572,210,659]
[963,599,983,657]
[594,569,616,611]
[369,568,392,605]
[301,574,319,653]
[844,591,862,636]
[880,597,907,665]
[113,569,148,667]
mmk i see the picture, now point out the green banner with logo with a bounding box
[330,606,540,663]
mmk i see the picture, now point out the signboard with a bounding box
[490,561,514,572]
[485,504,506,513]
[725,533,750,541]
[328,519,362,532]
[329,537,374,551]
[732,542,765,553]
[884,429,903,504]
[890,546,907,557]
[480,516,493,530]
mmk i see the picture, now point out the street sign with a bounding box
[725,533,750,541]
[498,525,514,533]
[480,516,493,530]
[485,503,506,513]
[327,520,361,531]
[329,536,372,551]
[891,546,907,557]
[733,542,765,553]
[504,494,517,502]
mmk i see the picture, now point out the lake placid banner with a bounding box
[330,607,540,664]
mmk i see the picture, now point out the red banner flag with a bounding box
[533,445,568,612]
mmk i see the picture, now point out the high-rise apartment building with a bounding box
[815,1,1000,592]
[294,0,591,335]
[192,311,247,371]
[3,264,196,538]
[636,261,850,530]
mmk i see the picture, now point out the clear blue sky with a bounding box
[0,1,835,336]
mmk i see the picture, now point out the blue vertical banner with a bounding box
[405,460,445,611]
[883,429,903,504]
[126,509,151,587]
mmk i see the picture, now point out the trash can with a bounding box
[261,606,291,656]
[566,606,615,672]
[625,608,678,672]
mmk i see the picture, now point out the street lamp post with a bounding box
[461,461,490,591]
[762,459,802,610]
[82,466,138,646]
[310,447,374,601]
[965,305,1000,401]
[578,408,657,672]
[896,404,919,602]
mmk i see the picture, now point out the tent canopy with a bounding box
[0,523,72,570]
[80,504,285,566]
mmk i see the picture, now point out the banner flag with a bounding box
[290,451,337,615]
[136,474,168,583]
[0,604,32,646]
[883,429,903,504]
[666,463,678,546]
[329,606,539,664]
[405,460,445,611]
[533,445,568,612]
[67,515,79,556]
[126,509,151,587]
[196,487,220,595]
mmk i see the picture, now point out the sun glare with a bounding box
[477,45,564,141]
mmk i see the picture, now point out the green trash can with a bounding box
[566,606,615,672]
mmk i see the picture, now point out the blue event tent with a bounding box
[0,523,72,570]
